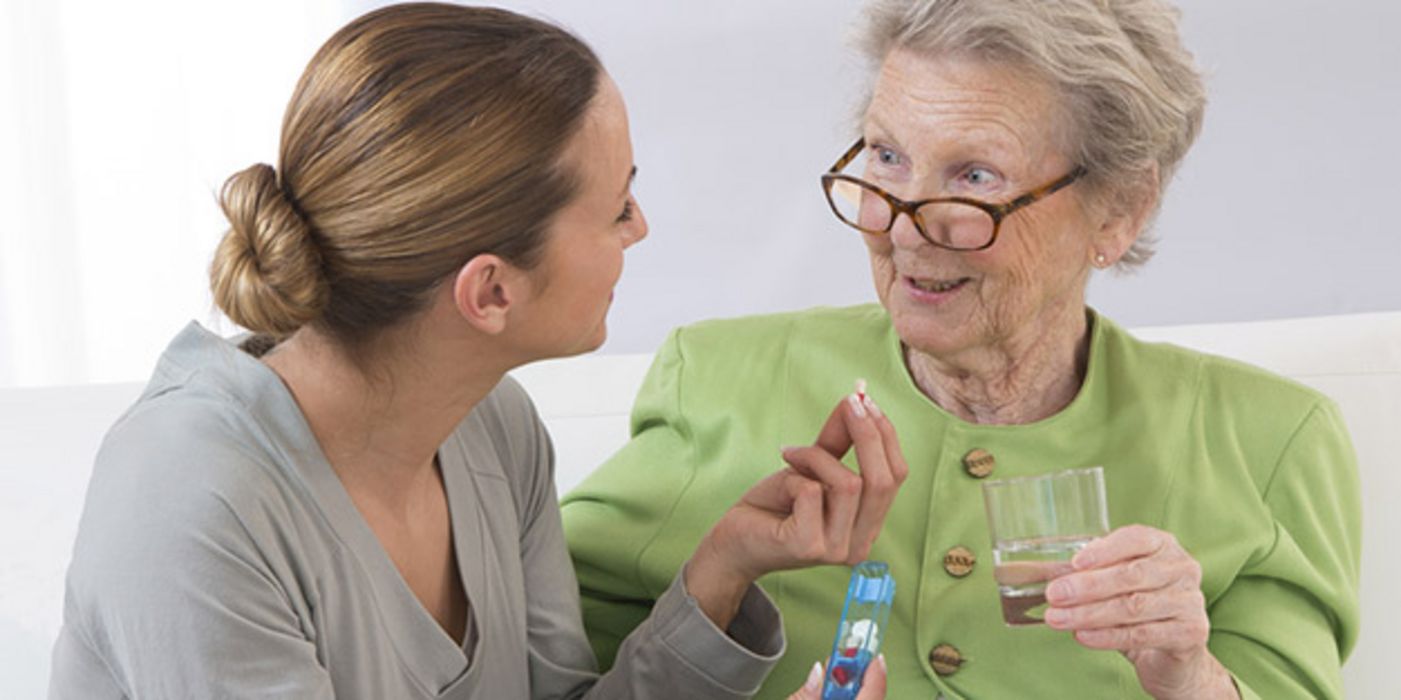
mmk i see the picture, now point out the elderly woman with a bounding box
[561,1,1360,698]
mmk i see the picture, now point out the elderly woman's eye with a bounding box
[875,146,902,167]
[964,167,999,186]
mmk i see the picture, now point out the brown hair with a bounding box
[211,2,602,347]
[858,0,1207,268]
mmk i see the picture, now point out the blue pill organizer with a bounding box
[822,561,895,700]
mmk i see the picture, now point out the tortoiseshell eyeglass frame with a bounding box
[820,138,1089,252]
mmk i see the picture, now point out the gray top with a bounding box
[50,323,783,699]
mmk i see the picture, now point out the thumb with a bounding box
[855,654,887,700]
[787,661,825,700]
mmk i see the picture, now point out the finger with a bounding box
[1072,524,1177,571]
[870,407,910,488]
[1049,538,1198,607]
[855,654,887,700]
[787,661,825,700]
[846,401,911,563]
[1072,617,1210,653]
[844,404,899,563]
[812,394,859,458]
[1045,585,1204,631]
[1048,553,1172,606]
[783,475,826,559]
[782,446,862,556]
[740,468,808,514]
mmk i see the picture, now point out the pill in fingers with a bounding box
[854,378,881,418]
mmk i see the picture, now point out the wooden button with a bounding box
[962,448,996,478]
[929,643,964,676]
[943,546,976,578]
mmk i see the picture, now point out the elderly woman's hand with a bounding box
[686,389,909,630]
[1042,525,1239,700]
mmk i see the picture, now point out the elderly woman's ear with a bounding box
[1090,162,1161,268]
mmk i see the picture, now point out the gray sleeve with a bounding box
[509,393,785,700]
[49,405,334,700]
[591,563,787,700]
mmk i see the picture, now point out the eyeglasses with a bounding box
[820,138,1087,252]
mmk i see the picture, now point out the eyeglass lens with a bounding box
[828,178,995,249]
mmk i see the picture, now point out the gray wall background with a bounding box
[347,0,1399,354]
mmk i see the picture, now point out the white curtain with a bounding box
[0,0,342,387]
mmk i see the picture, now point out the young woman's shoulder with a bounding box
[73,377,312,593]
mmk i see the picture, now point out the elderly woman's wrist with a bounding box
[1191,652,1239,700]
[1201,656,1242,700]
[1150,651,1239,700]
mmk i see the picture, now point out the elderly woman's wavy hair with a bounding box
[858,0,1206,268]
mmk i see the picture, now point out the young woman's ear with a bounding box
[451,254,527,335]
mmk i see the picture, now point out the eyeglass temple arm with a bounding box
[996,165,1089,218]
[829,138,867,173]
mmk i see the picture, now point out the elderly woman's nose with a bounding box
[888,210,929,249]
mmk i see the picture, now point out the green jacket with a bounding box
[561,305,1360,699]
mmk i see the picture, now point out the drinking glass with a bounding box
[981,466,1109,626]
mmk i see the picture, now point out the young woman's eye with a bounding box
[615,199,635,223]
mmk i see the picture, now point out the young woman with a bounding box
[49,4,901,699]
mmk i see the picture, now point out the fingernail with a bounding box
[862,394,882,418]
[1046,579,1071,603]
[805,661,824,691]
[878,653,887,672]
[1044,607,1069,627]
[1072,549,1094,569]
[847,393,866,417]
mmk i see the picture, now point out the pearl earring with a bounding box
[1094,252,1108,267]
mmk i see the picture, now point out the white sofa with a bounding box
[3,311,1397,698]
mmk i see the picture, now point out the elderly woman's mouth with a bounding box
[904,275,971,299]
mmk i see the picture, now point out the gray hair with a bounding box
[858,0,1207,267]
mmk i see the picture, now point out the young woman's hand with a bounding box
[686,389,908,629]
[787,656,887,700]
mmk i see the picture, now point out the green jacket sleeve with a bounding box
[561,330,699,670]
[1209,399,1362,699]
